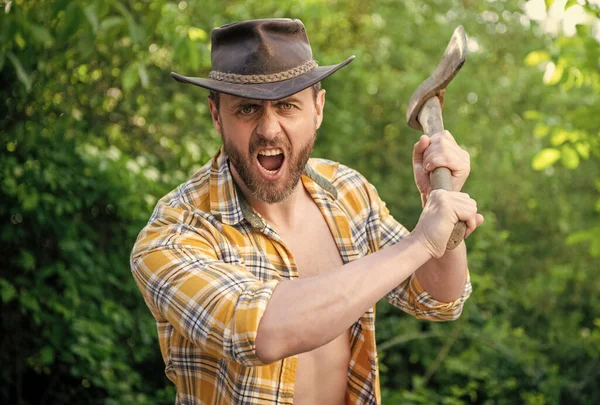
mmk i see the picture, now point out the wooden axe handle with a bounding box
[419,96,466,250]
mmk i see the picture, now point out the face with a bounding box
[209,87,326,203]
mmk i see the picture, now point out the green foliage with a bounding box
[525,0,600,259]
[1,0,599,404]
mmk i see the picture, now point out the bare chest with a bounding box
[275,205,344,278]
[272,202,350,404]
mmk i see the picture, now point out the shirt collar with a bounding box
[209,146,338,229]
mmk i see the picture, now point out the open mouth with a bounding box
[256,148,285,176]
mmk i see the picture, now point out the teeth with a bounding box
[265,169,278,174]
[258,148,283,156]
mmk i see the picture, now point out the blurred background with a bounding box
[1,0,599,404]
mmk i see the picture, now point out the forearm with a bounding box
[255,234,430,363]
[414,239,468,302]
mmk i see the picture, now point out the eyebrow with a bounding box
[231,96,302,108]
[276,96,301,104]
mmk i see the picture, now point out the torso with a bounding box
[272,190,350,405]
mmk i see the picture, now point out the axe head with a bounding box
[406,26,467,132]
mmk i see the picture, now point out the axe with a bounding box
[406,26,468,250]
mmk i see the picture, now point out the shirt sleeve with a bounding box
[130,205,278,367]
[366,182,472,321]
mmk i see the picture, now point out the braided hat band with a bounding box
[209,60,318,84]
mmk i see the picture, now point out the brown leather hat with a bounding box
[170,18,355,100]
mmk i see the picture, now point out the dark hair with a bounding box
[209,82,322,110]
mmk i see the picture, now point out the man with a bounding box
[131,18,483,405]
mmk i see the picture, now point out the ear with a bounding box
[208,97,222,135]
[314,89,326,130]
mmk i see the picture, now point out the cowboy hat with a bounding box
[170,18,355,100]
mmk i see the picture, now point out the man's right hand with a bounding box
[412,189,484,259]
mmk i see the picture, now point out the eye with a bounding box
[280,103,294,110]
[238,105,257,115]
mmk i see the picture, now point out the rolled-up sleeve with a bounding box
[387,268,472,321]
[131,206,278,367]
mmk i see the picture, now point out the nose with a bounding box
[256,104,281,140]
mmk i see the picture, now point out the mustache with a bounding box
[249,136,290,154]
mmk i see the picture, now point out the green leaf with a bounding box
[20,250,36,271]
[565,0,578,9]
[525,51,550,66]
[20,291,41,312]
[113,1,144,43]
[84,5,99,33]
[0,278,17,303]
[122,63,139,91]
[100,16,124,32]
[28,24,54,46]
[544,62,564,85]
[524,110,542,120]
[550,129,568,145]
[534,123,550,138]
[138,63,149,88]
[532,148,561,170]
[129,22,145,44]
[575,24,590,37]
[560,145,580,169]
[62,2,83,40]
[52,0,69,16]
[566,230,591,245]
[188,27,208,42]
[40,346,55,365]
[7,52,31,92]
[0,51,5,72]
[545,0,555,9]
[575,143,590,159]
[14,32,26,49]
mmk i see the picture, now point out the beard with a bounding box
[222,126,317,204]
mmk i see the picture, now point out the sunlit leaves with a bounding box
[560,144,580,169]
[524,50,550,66]
[532,148,561,170]
[565,0,579,10]
[534,123,550,138]
[532,127,590,170]
[188,27,208,41]
[524,110,543,120]
[526,0,600,272]
[575,142,590,159]
[543,61,564,85]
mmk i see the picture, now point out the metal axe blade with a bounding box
[406,25,467,132]
[406,26,468,250]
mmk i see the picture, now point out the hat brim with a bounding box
[170,55,355,100]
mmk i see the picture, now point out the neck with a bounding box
[230,165,310,230]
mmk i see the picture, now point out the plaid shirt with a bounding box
[131,147,472,405]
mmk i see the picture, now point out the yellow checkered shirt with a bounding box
[131,147,472,404]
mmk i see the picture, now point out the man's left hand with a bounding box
[412,130,470,206]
